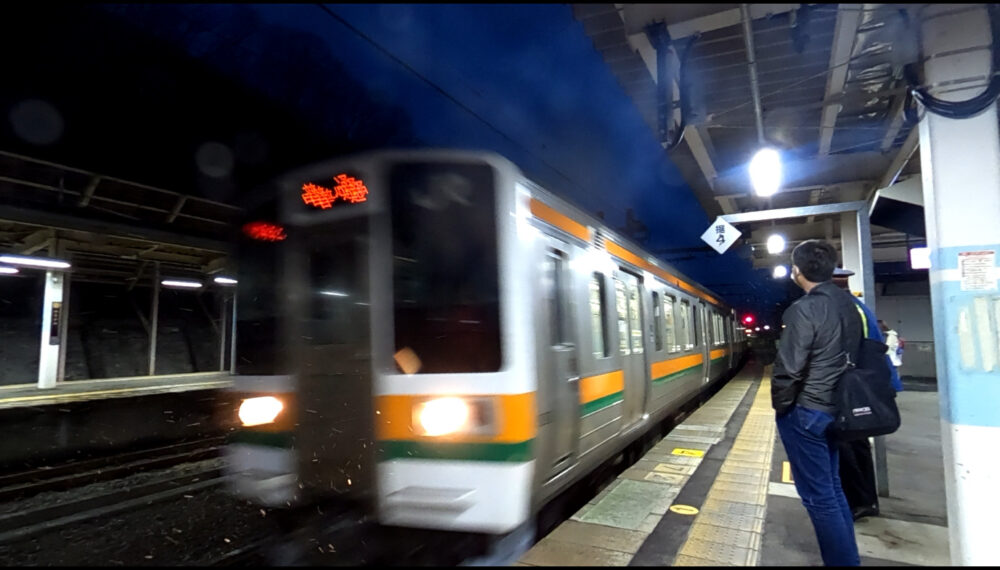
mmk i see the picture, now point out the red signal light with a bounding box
[243,221,287,242]
[743,315,755,325]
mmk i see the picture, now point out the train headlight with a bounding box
[415,397,470,436]
[239,396,284,427]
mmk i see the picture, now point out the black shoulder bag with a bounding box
[817,288,901,441]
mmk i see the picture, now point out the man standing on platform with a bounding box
[772,240,861,566]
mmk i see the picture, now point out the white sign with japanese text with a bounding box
[701,217,741,254]
[958,250,996,291]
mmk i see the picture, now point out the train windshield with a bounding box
[235,199,286,375]
[389,162,502,374]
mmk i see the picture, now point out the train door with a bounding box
[541,244,579,480]
[287,219,376,500]
[615,270,647,428]
[697,302,711,384]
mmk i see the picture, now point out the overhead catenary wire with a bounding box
[313,4,585,193]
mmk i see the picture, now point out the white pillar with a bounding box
[37,270,66,389]
[840,212,863,296]
[918,4,1000,565]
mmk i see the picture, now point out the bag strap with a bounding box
[812,285,863,367]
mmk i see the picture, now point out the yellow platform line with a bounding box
[515,371,757,567]
[674,368,776,567]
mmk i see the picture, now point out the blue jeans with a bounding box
[776,405,860,566]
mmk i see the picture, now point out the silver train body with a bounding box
[224,149,747,536]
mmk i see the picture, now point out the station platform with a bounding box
[516,364,949,567]
[0,372,232,410]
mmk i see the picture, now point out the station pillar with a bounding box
[37,269,67,389]
[918,4,1000,565]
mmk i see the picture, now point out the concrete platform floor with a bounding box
[515,365,950,567]
[762,388,949,567]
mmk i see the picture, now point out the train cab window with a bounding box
[664,295,678,353]
[589,273,610,358]
[678,300,691,350]
[652,292,663,352]
[615,279,629,355]
[389,162,501,373]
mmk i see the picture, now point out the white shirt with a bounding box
[884,329,902,366]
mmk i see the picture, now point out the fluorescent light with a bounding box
[766,234,786,254]
[749,147,782,197]
[161,279,202,289]
[0,254,71,269]
[0,266,18,275]
[910,247,931,270]
[320,290,348,297]
[773,265,788,278]
[213,276,238,285]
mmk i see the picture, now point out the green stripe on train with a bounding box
[378,439,533,463]
[228,430,294,448]
[580,391,623,416]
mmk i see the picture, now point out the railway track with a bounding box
[0,463,227,545]
[0,437,225,504]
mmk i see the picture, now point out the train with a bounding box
[224,149,747,540]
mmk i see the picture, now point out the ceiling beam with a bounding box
[683,124,720,186]
[877,125,920,192]
[15,228,55,255]
[880,95,908,152]
[818,5,863,155]
[619,4,801,40]
[0,204,229,253]
[720,200,867,224]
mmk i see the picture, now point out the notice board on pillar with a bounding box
[49,301,62,345]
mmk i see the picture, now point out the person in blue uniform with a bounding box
[831,267,902,520]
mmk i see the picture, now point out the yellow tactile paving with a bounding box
[515,372,756,566]
[674,370,775,567]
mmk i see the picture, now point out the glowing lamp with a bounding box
[749,147,782,197]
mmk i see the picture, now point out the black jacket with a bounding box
[772,281,863,415]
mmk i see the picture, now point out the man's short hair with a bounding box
[791,239,837,283]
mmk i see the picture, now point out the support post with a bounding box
[229,293,238,374]
[842,208,888,497]
[148,261,160,376]
[917,4,1000,564]
[37,270,66,389]
[218,292,227,372]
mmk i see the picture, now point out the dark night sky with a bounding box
[2,3,788,317]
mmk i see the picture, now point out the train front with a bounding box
[225,151,537,535]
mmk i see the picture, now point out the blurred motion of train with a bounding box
[225,149,747,540]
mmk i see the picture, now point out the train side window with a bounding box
[615,278,630,355]
[652,292,663,352]
[627,281,643,354]
[589,273,610,358]
[691,304,700,347]
[679,300,691,350]
[664,295,677,353]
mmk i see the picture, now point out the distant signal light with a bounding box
[743,315,755,325]
[301,173,368,209]
[243,221,287,242]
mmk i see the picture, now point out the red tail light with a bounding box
[242,221,287,242]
